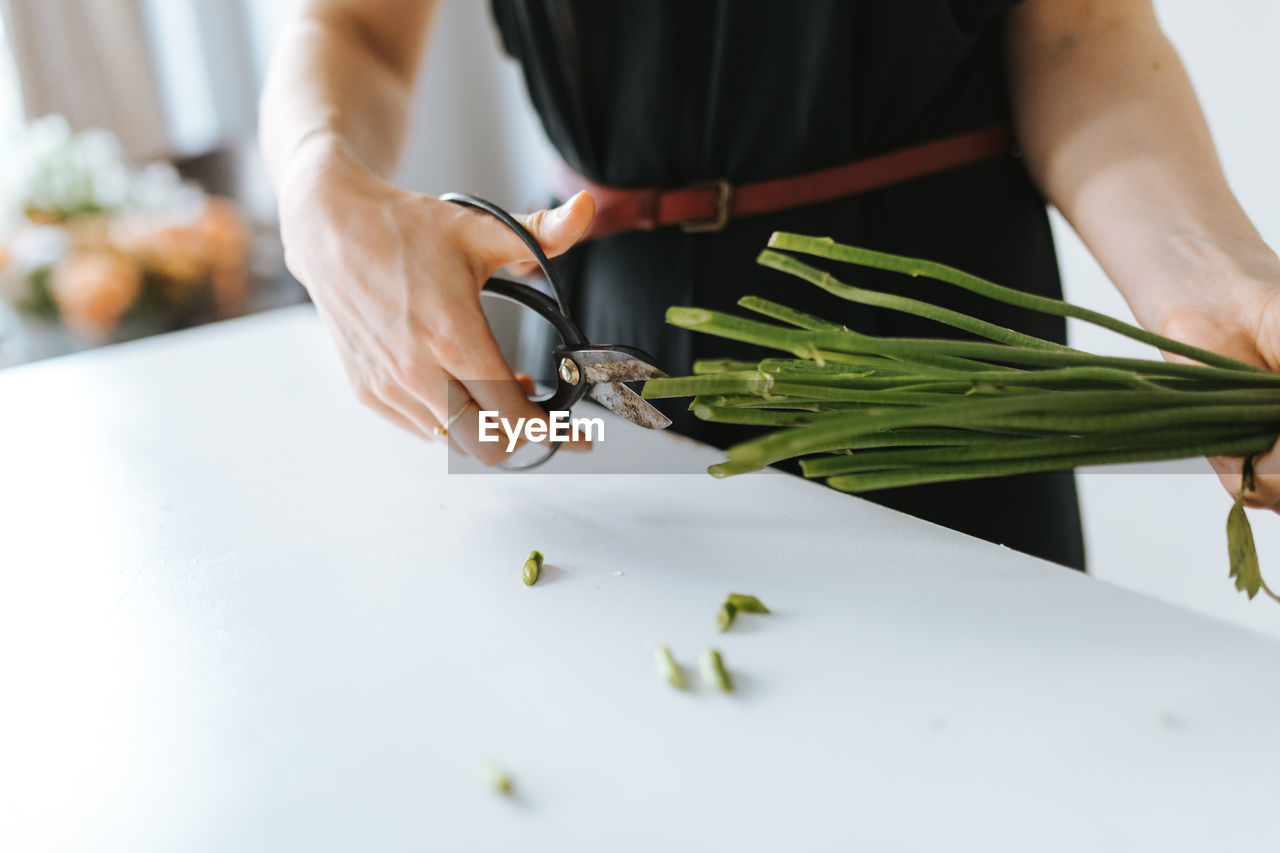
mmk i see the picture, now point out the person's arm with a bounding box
[259,0,594,461]
[1006,0,1280,508]
[259,0,428,183]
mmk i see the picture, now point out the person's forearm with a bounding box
[1006,0,1280,336]
[259,1,436,195]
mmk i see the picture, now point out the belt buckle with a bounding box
[679,179,734,233]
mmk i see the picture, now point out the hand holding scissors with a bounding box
[441,193,671,469]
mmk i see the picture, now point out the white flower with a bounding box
[0,114,202,224]
[130,161,204,221]
[0,224,73,302]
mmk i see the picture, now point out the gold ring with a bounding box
[446,399,473,430]
[432,425,448,439]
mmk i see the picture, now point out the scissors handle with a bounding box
[442,192,600,471]
[441,193,592,414]
[480,278,591,414]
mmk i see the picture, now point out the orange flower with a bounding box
[64,214,115,251]
[211,266,249,318]
[49,248,142,337]
[198,196,249,270]
[116,217,205,283]
[111,197,248,290]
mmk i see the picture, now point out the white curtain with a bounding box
[0,0,168,160]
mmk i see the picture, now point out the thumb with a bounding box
[464,191,596,273]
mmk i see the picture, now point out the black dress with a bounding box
[490,0,1086,570]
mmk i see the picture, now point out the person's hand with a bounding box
[1157,262,1280,509]
[277,135,596,464]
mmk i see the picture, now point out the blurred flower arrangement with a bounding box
[0,115,250,340]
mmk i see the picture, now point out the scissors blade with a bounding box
[571,347,668,383]
[588,382,672,430]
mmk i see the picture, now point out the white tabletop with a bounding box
[2,306,1278,852]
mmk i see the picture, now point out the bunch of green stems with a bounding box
[641,232,1280,494]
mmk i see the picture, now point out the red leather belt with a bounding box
[553,125,1013,241]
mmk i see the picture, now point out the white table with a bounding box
[2,306,1278,852]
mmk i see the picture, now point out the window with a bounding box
[0,12,23,138]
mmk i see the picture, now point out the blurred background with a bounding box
[0,0,1277,636]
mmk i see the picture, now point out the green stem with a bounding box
[722,392,1280,470]
[757,365,1195,393]
[811,331,1280,384]
[666,306,1280,385]
[642,371,770,399]
[757,249,1068,351]
[931,366,1172,392]
[822,433,1278,492]
[692,358,758,374]
[767,232,1269,374]
[665,307,825,361]
[796,428,1044,451]
[701,394,826,411]
[971,404,1280,436]
[737,295,846,331]
[691,402,834,426]
[758,357,983,381]
[800,423,1275,477]
[765,380,961,406]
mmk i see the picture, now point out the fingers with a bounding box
[1210,455,1250,502]
[438,376,532,465]
[1162,330,1280,513]
[307,189,601,467]
[339,301,543,466]
[363,393,431,440]
[443,392,503,464]
[319,307,462,452]
[347,357,472,454]
[378,381,447,439]
[451,332,592,455]
[347,341,593,464]
[438,306,551,425]
[509,372,591,452]
[316,304,444,444]
[502,259,543,279]
[378,387,471,457]
[452,190,596,275]
[1212,440,1280,510]
[444,378,548,465]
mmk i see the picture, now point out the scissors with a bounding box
[440,193,672,470]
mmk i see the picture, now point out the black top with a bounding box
[490,0,1084,569]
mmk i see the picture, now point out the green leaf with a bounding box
[1227,491,1262,599]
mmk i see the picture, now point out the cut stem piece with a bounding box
[717,601,738,632]
[522,550,544,586]
[654,646,688,690]
[699,648,734,693]
[727,593,770,613]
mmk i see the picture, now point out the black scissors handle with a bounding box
[478,278,590,414]
[439,191,572,313]
[441,192,596,471]
[440,192,588,411]
[441,193,669,467]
